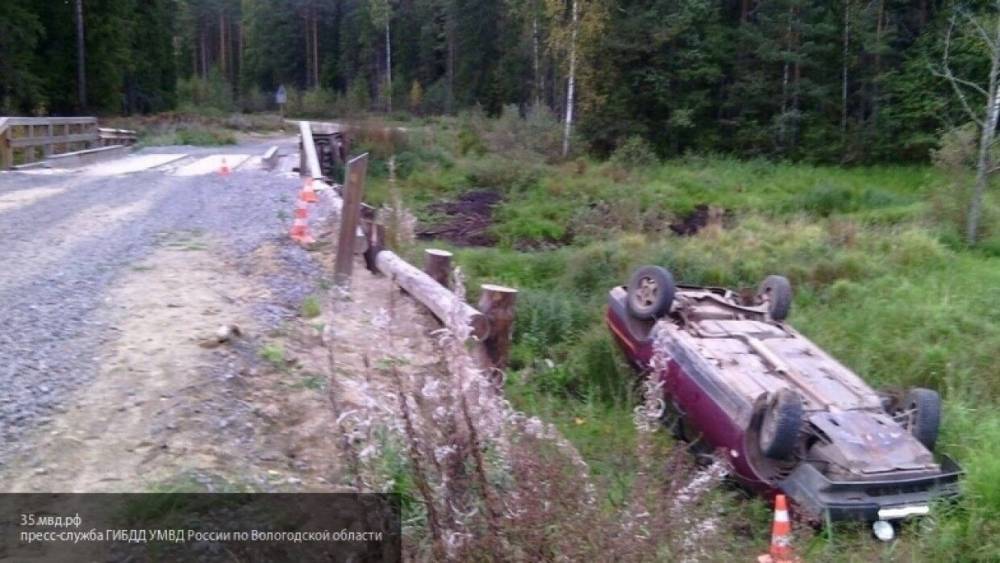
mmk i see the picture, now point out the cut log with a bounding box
[477,284,518,370]
[375,250,489,340]
[364,223,387,274]
[424,249,453,289]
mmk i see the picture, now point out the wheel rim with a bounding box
[894,402,918,430]
[632,276,659,311]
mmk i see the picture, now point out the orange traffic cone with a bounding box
[301,177,318,203]
[288,194,315,246]
[758,494,798,563]
[219,157,231,176]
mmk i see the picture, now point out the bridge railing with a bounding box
[0,117,137,170]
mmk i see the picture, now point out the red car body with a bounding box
[605,282,961,522]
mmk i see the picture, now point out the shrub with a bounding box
[176,126,236,146]
[611,135,659,169]
[790,183,910,217]
[176,70,235,113]
[301,88,337,117]
[457,125,487,156]
[465,155,542,192]
[240,86,269,113]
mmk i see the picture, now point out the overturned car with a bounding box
[606,265,961,530]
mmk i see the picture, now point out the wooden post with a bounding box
[44,124,53,157]
[364,223,387,273]
[334,153,369,287]
[423,249,453,289]
[477,284,518,371]
[375,250,489,340]
[0,118,11,169]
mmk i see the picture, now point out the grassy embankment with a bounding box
[351,111,999,560]
[102,111,293,147]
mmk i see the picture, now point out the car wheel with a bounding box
[759,389,803,459]
[758,275,792,321]
[626,266,676,320]
[900,388,941,451]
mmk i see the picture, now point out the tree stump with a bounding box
[477,284,518,371]
[423,249,453,289]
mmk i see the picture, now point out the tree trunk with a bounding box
[385,15,392,113]
[219,11,227,77]
[532,13,541,107]
[237,20,243,80]
[75,0,87,110]
[779,6,791,148]
[561,0,579,158]
[841,0,850,142]
[446,9,455,113]
[304,10,312,89]
[201,29,208,79]
[313,11,320,89]
[872,0,885,131]
[791,5,801,149]
[968,42,1000,244]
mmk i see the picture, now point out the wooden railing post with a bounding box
[423,249,453,288]
[477,284,519,371]
[334,153,369,288]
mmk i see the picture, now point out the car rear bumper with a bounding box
[778,456,963,521]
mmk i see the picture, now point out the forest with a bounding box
[0,0,993,163]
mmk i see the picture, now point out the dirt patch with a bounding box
[669,204,729,236]
[0,233,343,493]
[417,189,503,246]
[0,185,68,212]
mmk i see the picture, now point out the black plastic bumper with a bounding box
[778,456,963,521]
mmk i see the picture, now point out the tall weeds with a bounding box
[323,258,744,560]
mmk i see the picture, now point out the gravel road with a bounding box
[0,140,323,468]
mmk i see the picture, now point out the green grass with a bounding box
[385,114,1000,560]
[299,295,322,319]
[259,343,286,368]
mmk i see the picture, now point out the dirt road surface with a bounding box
[0,140,364,492]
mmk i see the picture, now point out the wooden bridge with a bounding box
[0,116,137,169]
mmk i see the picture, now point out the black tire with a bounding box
[626,266,676,320]
[902,388,941,451]
[759,389,804,459]
[758,275,792,321]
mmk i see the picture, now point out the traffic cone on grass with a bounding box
[758,494,799,563]
[288,193,315,246]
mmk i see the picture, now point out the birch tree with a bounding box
[561,0,578,157]
[934,3,1000,244]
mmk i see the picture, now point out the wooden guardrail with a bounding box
[97,127,138,147]
[0,117,136,169]
[331,151,519,372]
